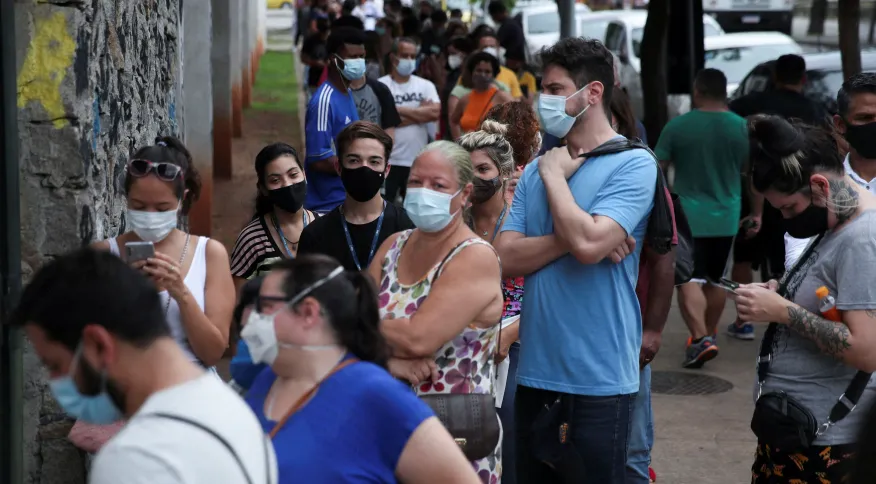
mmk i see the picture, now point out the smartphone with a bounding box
[125,241,155,263]
[716,277,740,293]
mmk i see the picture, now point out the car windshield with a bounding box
[528,11,559,35]
[631,24,722,58]
[578,19,611,42]
[705,44,800,84]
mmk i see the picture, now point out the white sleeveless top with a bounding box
[108,236,209,363]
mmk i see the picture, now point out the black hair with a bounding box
[610,88,638,140]
[465,51,501,80]
[231,276,264,347]
[342,0,356,13]
[774,54,806,86]
[315,17,331,32]
[487,1,507,16]
[401,15,421,39]
[253,142,303,217]
[450,8,462,17]
[837,72,876,118]
[430,9,447,24]
[272,255,388,368]
[327,27,367,56]
[448,36,474,55]
[694,68,727,101]
[334,14,365,30]
[126,136,201,216]
[470,24,494,41]
[11,249,169,350]
[539,38,614,112]
[748,115,843,194]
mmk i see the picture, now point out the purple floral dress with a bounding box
[378,230,502,483]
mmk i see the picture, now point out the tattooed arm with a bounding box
[782,305,876,371]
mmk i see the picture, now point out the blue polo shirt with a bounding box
[503,146,656,396]
[304,81,359,212]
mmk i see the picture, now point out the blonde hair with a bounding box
[417,140,474,188]
[457,119,515,183]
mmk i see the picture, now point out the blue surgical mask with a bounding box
[396,58,416,77]
[49,345,123,425]
[375,26,386,36]
[537,85,590,138]
[337,57,366,80]
[404,187,462,232]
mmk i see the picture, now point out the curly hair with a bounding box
[483,101,542,167]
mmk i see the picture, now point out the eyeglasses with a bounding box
[255,295,289,313]
[127,159,184,182]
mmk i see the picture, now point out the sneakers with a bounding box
[649,467,656,483]
[727,321,755,340]
[683,335,719,369]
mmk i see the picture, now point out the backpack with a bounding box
[580,138,694,285]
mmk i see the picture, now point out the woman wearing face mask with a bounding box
[242,255,481,483]
[367,141,505,483]
[731,115,876,483]
[482,101,542,203]
[450,52,512,139]
[439,36,474,140]
[231,143,318,293]
[228,276,268,394]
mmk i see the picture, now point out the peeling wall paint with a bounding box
[16,12,76,128]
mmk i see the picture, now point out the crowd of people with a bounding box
[11,2,876,482]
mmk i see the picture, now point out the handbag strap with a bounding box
[756,232,871,434]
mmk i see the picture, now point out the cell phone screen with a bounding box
[717,278,739,293]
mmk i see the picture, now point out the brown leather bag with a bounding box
[418,239,502,461]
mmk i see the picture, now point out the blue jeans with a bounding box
[497,343,520,484]
[516,385,636,483]
[626,366,653,483]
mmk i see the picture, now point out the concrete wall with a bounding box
[15,0,182,481]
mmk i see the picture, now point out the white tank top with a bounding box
[108,236,209,363]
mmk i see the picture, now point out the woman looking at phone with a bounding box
[231,143,318,292]
[92,137,235,368]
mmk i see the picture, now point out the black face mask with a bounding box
[471,176,502,204]
[268,181,307,213]
[844,120,876,159]
[784,200,829,239]
[341,166,385,202]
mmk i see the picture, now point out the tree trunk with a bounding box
[808,0,828,36]
[838,0,863,79]
[640,0,670,147]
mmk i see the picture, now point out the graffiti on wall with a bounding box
[17,12,76,128]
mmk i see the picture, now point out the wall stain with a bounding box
[17,12,76,128]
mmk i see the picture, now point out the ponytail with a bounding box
[340,271,389,368]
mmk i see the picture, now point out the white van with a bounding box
[703,0,795,36]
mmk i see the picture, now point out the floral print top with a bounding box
[502,276,524,319]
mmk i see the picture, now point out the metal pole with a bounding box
[559,0,575,39]
[0,0,24,481]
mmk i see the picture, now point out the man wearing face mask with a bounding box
[12,250,278,484]
[379,37,441,203]
[495,38,657,482]
[348,52,402,137]
[836,73,876,196]
[298,121,415,271]
[304,27,365,213]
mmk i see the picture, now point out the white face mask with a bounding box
[403,187,462,232]
[448,54,463,70]
[127,207,179,242]
[240,266,345,365]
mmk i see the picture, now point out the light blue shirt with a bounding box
[503,147,657,396]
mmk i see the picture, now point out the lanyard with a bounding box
[268,357,358,439]
[340,201,386,271]
[490,204,508,243]
[272,211,310,258]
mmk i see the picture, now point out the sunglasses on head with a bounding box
[127,159,184,182]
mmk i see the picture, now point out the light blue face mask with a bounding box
[49,345,123,425]
[537,85,591,138]
[396,58,417,77]
[337,57,366,80]
[404,187,462,232]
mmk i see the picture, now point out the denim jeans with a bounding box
[497,343,520,484]
[626,365,653,483]
[516,385,636,483]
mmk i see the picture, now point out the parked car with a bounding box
[703,0,794,36]
[730,50,876,115]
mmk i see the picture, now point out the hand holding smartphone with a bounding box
[716,277,740,294]
[125,241,155,264]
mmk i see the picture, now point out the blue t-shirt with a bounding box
[246,359,433,483]
[503,146,657,396]
[304,81,359,212]
[538,121,648,156]
[229,339,267,391]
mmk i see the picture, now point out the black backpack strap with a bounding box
[144,412,263,484]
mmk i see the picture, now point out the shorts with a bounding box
[734,204,786,279]
[692,236,734,283]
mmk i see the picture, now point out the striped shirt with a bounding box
[230,217,287,280]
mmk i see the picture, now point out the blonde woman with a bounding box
[368,141,505,483]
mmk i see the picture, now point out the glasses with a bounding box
[127,159,184,182]
[255,295,289,313]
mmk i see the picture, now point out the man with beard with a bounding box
[836,72,876,196]
[12,249,277,484]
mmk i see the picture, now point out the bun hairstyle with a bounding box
[253,143,303,217]
[457,119,515,183]
[126,136,202,215]
[748,115,843,194]
[483,101,541,167]
[273,255,388,368]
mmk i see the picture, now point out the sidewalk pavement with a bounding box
[649,299,759,484]
[792,15,875,48]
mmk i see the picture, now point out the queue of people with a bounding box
[12,13,876,484]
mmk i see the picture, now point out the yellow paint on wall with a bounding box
[17,12,76,128]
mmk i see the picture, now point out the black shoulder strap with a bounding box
[145,412,266,484]
[755,233,871,429]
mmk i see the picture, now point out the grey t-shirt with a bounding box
[352,82,382,125]
[759,210,876,445]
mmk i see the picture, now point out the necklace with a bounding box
[163,233,191,316]
[272,210,310,258]
[472,204,508,242]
